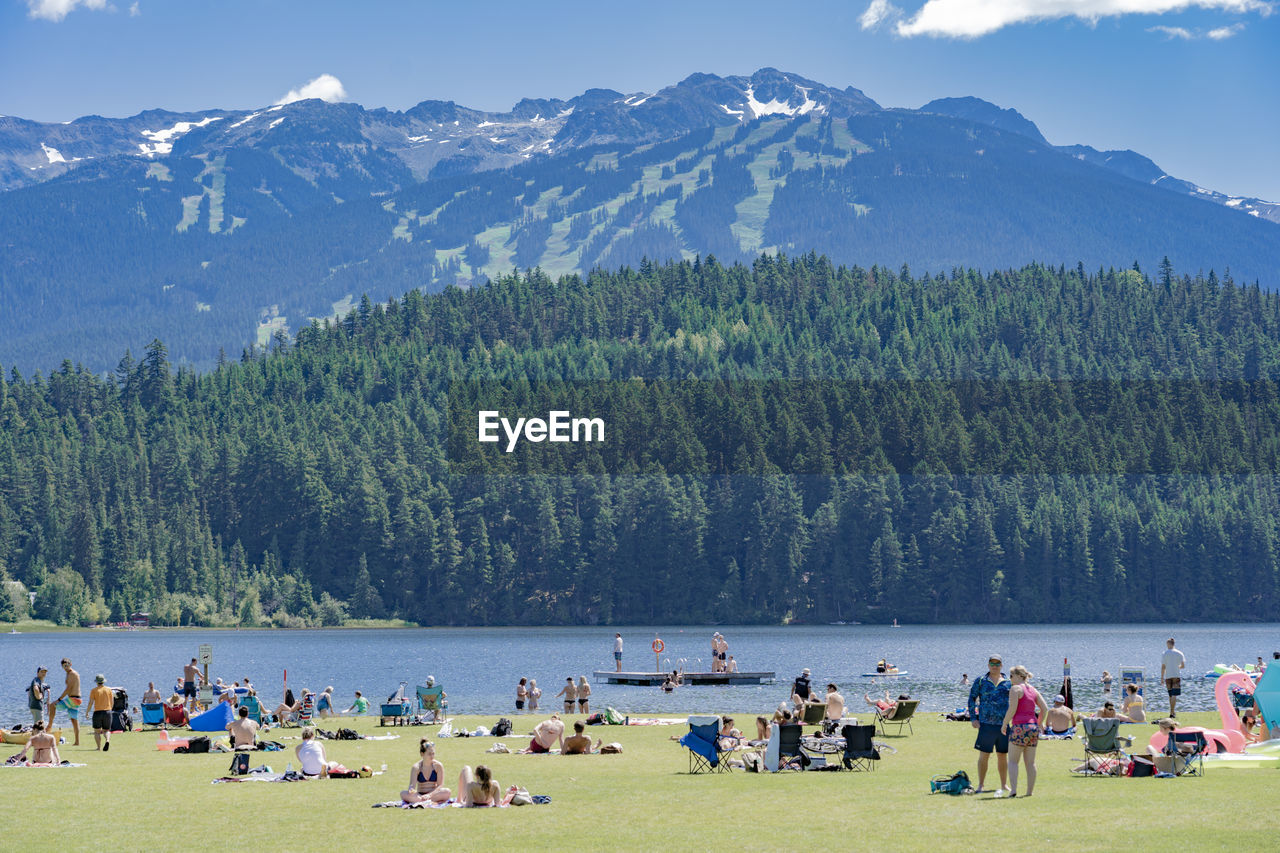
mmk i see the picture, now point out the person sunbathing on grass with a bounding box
[523,714,565,754]
[1045,695,1075,734]
[458,764,503,806]
[563,720,604,755]
[295,727,340,778]
[7,721,60,766]
[401,739,451,804]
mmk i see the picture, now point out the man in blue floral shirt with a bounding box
[967,653,1011,795]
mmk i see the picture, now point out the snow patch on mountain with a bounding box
[41,143,66,164]
[229,113,261,129]
[720,104,745,117]
[743,86,819,118]
[269,118,285,129]
[138,116,222,156]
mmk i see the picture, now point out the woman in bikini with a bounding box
[457,764,501,807]
[576,676,591,715]
[1121,683,1145,722]
[401,739,451,804]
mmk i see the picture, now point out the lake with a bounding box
[3,623,1275,724]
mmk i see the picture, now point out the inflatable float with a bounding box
[1203,663,1261,679]
[1,728,63,745]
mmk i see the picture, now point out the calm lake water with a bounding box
[3,623,1276,724]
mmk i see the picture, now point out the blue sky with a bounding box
[2,0,1277,199]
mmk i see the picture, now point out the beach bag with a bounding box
[604,707,625,725]
[336,728,361,740]
[229,753,250,775]
[492,718,512,737]
[186,736,211,754]
[585,712,604,725]
[930,770,974,795]
[508,786,534,806]
[112,688,129,712]
[600,742,623,754]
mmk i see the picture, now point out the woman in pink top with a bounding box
[999,665,1048,798]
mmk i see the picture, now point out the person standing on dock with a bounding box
[614,633,623,672]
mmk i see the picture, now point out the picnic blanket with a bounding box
[625,718,685,726]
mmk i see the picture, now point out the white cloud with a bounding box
[890,0,1272,38]
[1206,21,1246,34]
[274,74,348,106]
[1148,23,1196,35]
[26,0,110,22]
[1148,19,1248,36]
[129,2,139,16]
[860,0,902,28]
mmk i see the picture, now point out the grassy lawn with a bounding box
[3,708,1272,850]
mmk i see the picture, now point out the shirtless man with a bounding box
[49,658,82,746]
[563,720,602,755]
[527,714,565,754]
[1045,695,1075,734]
[825,684,846,721]
[142,682,162,705]
[182,658,204,711]
[88,674,115,751]
[10,721,60,766]
[227,705,259,748]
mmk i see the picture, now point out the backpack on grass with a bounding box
[492,718,512,737]
[929,770,974,795]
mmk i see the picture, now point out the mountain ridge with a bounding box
[2,68,1278,373]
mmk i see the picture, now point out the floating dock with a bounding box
[595,670,775,686]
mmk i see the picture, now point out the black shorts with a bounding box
[183,681,197,698]
[974,722,1009,754]
[515,700,525,710]
[1165,677,1182,696]
[92,710,112,731]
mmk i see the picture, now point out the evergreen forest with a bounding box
[3,254,1280,627]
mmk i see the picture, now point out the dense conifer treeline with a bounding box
[3,254,1280,626]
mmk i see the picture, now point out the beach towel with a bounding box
[1,761,86,768]
[1042,727,1076,740]
[372,800,509,809]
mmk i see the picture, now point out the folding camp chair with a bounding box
[679,715,732,773]
[1076,717,1130,776]
[1166,729,1209,777]
[416,685,448,722]
[840,723,880,771]
[876,699,920,737]
[801,702,826,726]
[140,703,166,730]
[238,695,263,725]
[776,723,807,770]
[297,692,315,726]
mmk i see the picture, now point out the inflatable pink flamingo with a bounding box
[1148,672,1253,755]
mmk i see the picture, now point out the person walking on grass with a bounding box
[88,674,114,752]
[1161,638,1185,717]
[967,654,1011,795]
[999,665,1047,798]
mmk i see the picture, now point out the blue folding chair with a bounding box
[680,715,732,773]
[140,703,166,730]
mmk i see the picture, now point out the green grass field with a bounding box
[2,708,1272,850]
